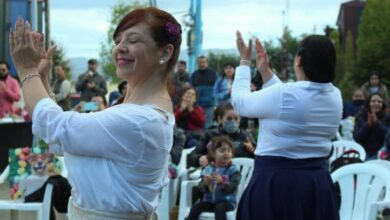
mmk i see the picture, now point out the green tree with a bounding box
[52,40,71,80]
[330,30,344,85]
[278,28,300,81]
[334,31,358,101]
[207,52,239,75]
[355,0,390,86]
[99,0,146,82]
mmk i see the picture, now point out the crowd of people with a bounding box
[2,6,390,220]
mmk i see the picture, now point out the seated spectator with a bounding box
[353,93,390,160]
[360,71,389,105]
[175,86,206,147]
[343,88,365,119]
[185,136,241,220]
[187,102,256,168]
[171,126,186,165]
[111,81,127,106]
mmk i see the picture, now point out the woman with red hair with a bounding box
[10,7,181,219]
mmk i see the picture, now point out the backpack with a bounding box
[330,149,363,173]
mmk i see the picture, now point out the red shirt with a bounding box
[174,105,205,131]
[0,75,21,118]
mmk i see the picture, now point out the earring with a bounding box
[159,59,164,64]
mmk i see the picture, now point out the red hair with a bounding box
[113,7,182,75]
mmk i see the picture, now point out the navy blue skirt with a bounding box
[236,156,339,220]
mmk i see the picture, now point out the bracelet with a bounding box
[240,59,251,66]
[49,92,55,100]
[20,73,41,87]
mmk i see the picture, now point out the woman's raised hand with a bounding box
[255,38,272,76]
[9,17,43,78]
[236,31,252,62]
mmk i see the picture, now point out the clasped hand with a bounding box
[9,17,56,80]
[236,31,273,80]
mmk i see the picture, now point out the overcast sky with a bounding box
[50,0,348,59]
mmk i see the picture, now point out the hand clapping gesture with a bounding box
[236,31,274,83]
[9,17,56,80]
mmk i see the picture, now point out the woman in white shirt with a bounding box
[9,8,181,220]
[232,32,342,220]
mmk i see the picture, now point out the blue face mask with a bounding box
[223,120,239,134]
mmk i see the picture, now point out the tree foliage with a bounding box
[99,0,146,83]
[52,40,71,80]
[207,52,239,76]
[355,0,390,86]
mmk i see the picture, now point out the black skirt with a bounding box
[236,156,339,220]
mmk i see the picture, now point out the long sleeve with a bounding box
[96,78,108,95]
[32,98,165,164]
[75,74,86,92]
[353,115,371,143]
[4,78,21,102]
[221,171,241,194]
[55,80,71,102]
[213,78,229,103]
[174,105,205,130]
[231,65,282,119]
[187,134,210,168]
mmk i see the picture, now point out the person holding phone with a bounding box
[9,7,181,219]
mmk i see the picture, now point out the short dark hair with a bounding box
[198,55,207,61]
[178,60,186,66]
[88,59,98,65]
[297,35,336,83]
[117,80,127,92]
[217,102,234,120]
[0,60,10,70]
[224,63,235,68]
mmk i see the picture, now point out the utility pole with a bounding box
[186,0,202,74]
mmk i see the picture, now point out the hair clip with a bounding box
[165,22,181,43]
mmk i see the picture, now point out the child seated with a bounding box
[185,136,241,220]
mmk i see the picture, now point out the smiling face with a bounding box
[369,94,384,113]
[112,22,162,82]
[182,88,197,104]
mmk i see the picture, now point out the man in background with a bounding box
[75,59,107,101]
[191,56,217,128]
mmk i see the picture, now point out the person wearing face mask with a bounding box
[353,93,390,160]
[0,60,21,118]
[187,102,256,169]
[342,88,366,119]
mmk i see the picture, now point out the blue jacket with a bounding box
[191,68,217,108]
[198,164,241,207]
[213,77,231,105]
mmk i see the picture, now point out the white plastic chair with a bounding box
[178,158,254,220]
[156,147,195,220]
[0,179,53,220]
[331,163,390,220]
[329,140,367,165]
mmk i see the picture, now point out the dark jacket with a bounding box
[187,126,256,168]
[171,127,186,165]
[353,114,390,156]
[191,68,217,108]
[75,72,107,101]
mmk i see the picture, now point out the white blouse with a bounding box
[32,98,174,213]
[232,66,342,159]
